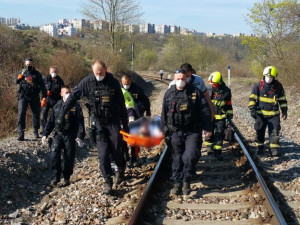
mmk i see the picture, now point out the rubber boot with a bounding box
[257,147,264,155]
[213,150,223,161]
[182,177,191,195]
[103,178,113,195]
[171,182,182,195]
[62,179,70,187]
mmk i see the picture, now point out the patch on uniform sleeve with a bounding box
[201,98,206,104]
[70,107,76,112]
[65,114,69,120]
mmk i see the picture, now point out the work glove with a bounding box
[47,91,51,96]
[226,114,233,120]
[41,98,47,107]
[42,136,47,145]
[282,109,287,120]
[17,74,23,80]
[75,138,84,148]
[250,108,257,119]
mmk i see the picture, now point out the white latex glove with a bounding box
[42,136,47,145]
[76,138,84,148]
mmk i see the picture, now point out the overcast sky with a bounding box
[0,0,256,34]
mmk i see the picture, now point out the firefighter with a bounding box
[121,74,151,166]
[204,71,233,161]
[169,63,215,121]
[161,69,212,195]
[15,58,47,141]
[55,60,128,195]
[42,85,85,186]
[41,66,64,133]
[248,66,287,156]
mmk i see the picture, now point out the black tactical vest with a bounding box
[167,86,197,131]
[88,79,115,125]
[18,70,39,98]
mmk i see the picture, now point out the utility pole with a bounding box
[228,65,231,86]
[131,43,134,71]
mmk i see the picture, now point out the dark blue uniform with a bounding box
[15,68,47,137]
[58,73,128,181]
[161,84,212,183]
[44,100,85,181]
[127,82,151,118]
[41,74,64,131]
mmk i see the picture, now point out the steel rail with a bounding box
[228,119,287,225]
[128,145,169,225]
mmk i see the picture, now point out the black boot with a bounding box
[213,151,223,161]
[51,176,60,186]
[257,147,264,155]
[182,177,191,195]
[207,147,213,156]
[171,182,182,195]
[17,133,24,141]
[103,178,113,195]
[114,171,125,185]
[62,179,70,187]
[34,129,39,139]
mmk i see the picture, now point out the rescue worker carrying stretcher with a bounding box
[248,66,287,156]
[55,60,129,195]
[42,85,85,187]
[121,74,151,166]
[205,71,233,161]
[161,69,212,195]
[41,66,64,133]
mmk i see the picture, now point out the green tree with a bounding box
[243,0,300,82]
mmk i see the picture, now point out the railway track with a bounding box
[109,74,287,225]
[125,72,287,225]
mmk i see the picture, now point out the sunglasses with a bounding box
[174,69,187,74]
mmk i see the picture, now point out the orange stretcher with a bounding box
[120,130,165,157]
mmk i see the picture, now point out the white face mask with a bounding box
[175,80,186,89]
[64,93,70,102]
[51,72,57,78]
[95,75,105,81]
[123,85,130,90]
[265,76,273,84]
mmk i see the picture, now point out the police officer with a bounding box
[205,71,233,161]
[248,66,287,156]
[42,85,85,186]
[121,74,151,165]
[161,69,212,195]
[121,74,151,118]
[169,63,215,121]
[15,58,47,141]
[41,66,64,133]
[56,60,129,195]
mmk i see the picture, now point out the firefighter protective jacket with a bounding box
[248,79,287,117]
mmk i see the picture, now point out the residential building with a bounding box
[139,23,155,34]
[39,24,58,36]
[155,25,170,34]
[6,18,20,26]
[170,26,180,34]
[0,17,6,25]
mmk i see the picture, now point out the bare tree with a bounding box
[82,0,143,52]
